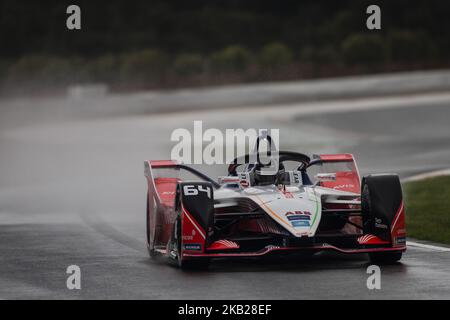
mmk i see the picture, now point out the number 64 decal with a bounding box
[183,185,212,198]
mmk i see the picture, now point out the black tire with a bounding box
[361,174,403,241]
[362,175,404,264]
[369,251,403,264]
[361,184,374,234]
[146,192,156,257]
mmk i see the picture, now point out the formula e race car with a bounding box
[144,137,406,269]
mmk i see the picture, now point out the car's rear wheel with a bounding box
[361,175,404,264]
[361,174,403,240]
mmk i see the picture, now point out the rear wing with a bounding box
[318,154,355,162]
[308,154,361,193]
[145,160,219,186]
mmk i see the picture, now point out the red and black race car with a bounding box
[144,144,406,269]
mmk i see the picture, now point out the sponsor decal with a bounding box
[374,218,388,229]
[240,181,249,188]
[358,234,376,244]
[184,243,202,251]
[291,220,310,227]
[285,210,311,216]
[287,215,310,221]
[333,184,355,190]
[244,187,265,194]
[282,191,294,199]
[292,172,300,184]
[285,211,311,222]
[395,236,406,245]
[240,174,249,187]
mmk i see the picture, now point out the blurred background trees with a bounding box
[259,43,293,68]
[1,0,449,93]
[209,45,252,73]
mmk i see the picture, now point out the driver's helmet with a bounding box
[254,162,285,186]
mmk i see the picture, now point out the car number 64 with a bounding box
[183,185,211,198]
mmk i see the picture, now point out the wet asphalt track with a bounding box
[0,89,450,299]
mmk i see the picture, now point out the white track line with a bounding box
[407,241,450,252]
[403,169,450,183]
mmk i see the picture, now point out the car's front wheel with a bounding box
[146,192,156,257]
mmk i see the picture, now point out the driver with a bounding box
[253,162,285,186]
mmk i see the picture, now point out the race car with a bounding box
[144,135,406,269]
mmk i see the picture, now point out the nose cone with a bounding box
[262,197,321,237]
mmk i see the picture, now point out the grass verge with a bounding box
[404,176,450,244]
